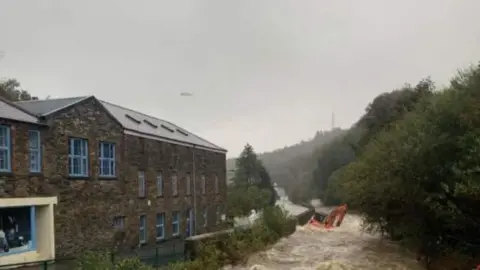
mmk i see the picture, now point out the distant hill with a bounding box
[226,128,345,193]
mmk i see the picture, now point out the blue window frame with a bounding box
[139,215,147,244]
[68,138,89,177]
[172,211,180,236]
[156,213,165,240]
[29,130,41,173]
[0,125,11,172]
[99,142,115,177]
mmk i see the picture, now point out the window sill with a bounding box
[156,195,164,198]
[155,237,166,243]
[29,172,43,176]
[99,176,117,180]
[68,176,90,180]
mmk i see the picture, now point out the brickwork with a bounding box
[0,96,227,257]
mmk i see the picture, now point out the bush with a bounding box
[169,205,294,269]
[75,251,154,270]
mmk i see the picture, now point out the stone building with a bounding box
[0,95,227,259]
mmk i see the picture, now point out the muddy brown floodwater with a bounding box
[226,203,425,270]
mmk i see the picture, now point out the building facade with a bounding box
[0,96,227,259]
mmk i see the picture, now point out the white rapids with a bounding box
[225,199,425,270]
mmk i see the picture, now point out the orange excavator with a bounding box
[324,204,348,228]
[308,204,348,229]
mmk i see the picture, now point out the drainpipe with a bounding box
[192,145,197,236]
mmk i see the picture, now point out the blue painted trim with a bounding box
[30,206,36,250]
[0,125,11,172]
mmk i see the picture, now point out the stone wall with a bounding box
[0,118,48,197]
[122,134,228,250]
[0,97,227,258]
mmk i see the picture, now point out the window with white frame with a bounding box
[186,173,191,195]
[113,216,125,230]
[99,142,115,177]
[156,213,165,240]
[138,171,146,197]
[201,175,206,194]
[203,206,208,227]
[0,125,11,172]
[28,130,41,173]
[139,215,147,244]
[172,211,180,236]
[68,138,88,177]
[156,172,163,196]
[172,172,178,196]
[214,175,219,194]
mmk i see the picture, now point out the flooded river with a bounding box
[227,203,425,270]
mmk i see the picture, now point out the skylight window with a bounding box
[176,128,188,136]
[143,119,158,128]
[161,124,174,133]
[125,114,141,124]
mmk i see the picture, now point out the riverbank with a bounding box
[168,205,298,270]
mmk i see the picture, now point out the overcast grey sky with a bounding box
[1,0,479,157]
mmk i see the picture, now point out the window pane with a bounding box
[101,159,110,175]
[156,214,164,224]
[109,160,115,175]
[138,172,145,196]
[28,131,39,149]
[156,225,164,238]
[0,127,7,147]
[156,173,163,196]
[109,144,115,158]
[73,157,80,175]
[172,173,177,195]
[81,158,87,175]
[73,140,81,155]
[30,152,38,171]
[186,174,191,195]
[139,215,146,242]
[102,143,110,157]
[82,140,88,156]
[0,150,6,170]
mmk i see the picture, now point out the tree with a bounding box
[309,79,435,206]
[0,78,38,101]
[233,144,275,196]
[334,63,480,266]
[226,144,276,218]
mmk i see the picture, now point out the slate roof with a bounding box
[15,96,89,116]
[0,98,41,124]
[100,100,225,151]
[15,96,226,152]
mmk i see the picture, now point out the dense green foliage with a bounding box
[169,205,294,270]
[0,78,38,101]
[308,79,434,206]
[75,251,154,270]
[320,64,480,266]
[226,184,272,219]
[226,144,276,218]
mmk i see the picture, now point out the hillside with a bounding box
[226,128,345,193]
